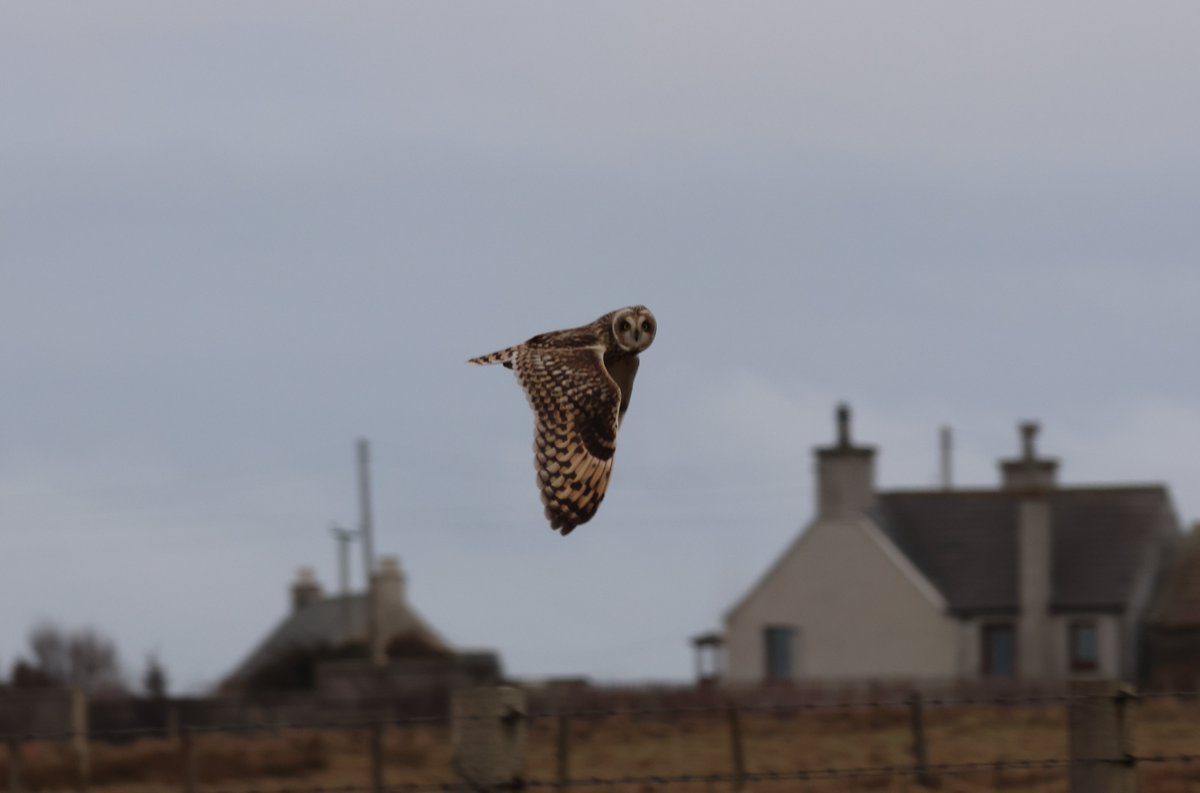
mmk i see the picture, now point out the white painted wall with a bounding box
[960,614,1121,680]
[1049,614,1121,680]
[723,517,959,682]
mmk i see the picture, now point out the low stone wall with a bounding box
[0,689,80,738]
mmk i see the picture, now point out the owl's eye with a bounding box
[641,321,652,333]
[620,320,631,332]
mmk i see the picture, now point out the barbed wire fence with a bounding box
[3,681,1200,792]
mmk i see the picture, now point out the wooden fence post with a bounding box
[180,724,197,793]
[166,704,180,742]
[555,714,570,790]
[908,691,936,787]
[69,688,89,790]
[1068,680,1135,793]
[727,705,746,791]
[6,737,23,793]
[452,686,527,792]
[369,719,385,793]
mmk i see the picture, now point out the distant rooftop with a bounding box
[873,485,1179,615]
[221,557,452,690]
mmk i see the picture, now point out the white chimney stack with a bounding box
[814,404,877,521]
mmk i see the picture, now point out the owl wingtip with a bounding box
[545,510,578,536]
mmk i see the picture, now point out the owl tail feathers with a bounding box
[466,345,519,368]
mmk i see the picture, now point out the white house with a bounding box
[712,407,1181,684]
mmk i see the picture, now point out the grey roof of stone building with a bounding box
[871,486,1180,615]
[223,593,451,687]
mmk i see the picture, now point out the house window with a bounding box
[763,626,797,682]
[981,623,1016,678]
[1070,621,1099,672]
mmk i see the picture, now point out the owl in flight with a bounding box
[469,306,657,535]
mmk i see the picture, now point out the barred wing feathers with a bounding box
[513,345,621,535]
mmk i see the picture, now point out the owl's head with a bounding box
[610,305,656,353]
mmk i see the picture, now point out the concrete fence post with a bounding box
[452,686,527,792]
[1068,680,1136,793]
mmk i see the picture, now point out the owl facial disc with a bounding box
[611,306,656,353]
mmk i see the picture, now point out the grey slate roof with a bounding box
[872,486,1179,615]
[1149,526,1200,628]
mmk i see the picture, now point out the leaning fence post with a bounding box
[908,690,936,787]
[1068,680,1135,793]
[727,704,746,791]
[452,686,527,792]
[6,736,24,793]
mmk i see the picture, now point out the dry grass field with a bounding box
[3,698,1200,792]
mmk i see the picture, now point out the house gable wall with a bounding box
[724,517,958,682]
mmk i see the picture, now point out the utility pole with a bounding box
[357,438,386,793]
[357,438,383,666]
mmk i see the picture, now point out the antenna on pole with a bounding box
[940,426,953,490]
[330,524,357,598]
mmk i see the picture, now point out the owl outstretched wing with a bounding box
[513,345,622,535]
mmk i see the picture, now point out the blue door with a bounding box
[982,624,1016,677]
[764,626,797,681]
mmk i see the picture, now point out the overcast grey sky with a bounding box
[4,3,1199,692]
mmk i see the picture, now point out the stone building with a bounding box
[709,406,1183,684]
[221,556,500,698]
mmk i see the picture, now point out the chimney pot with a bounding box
[1001,420,1058,490]
[290,566,323,611]
[1020,422,1040,460]
[836,403,852,447]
